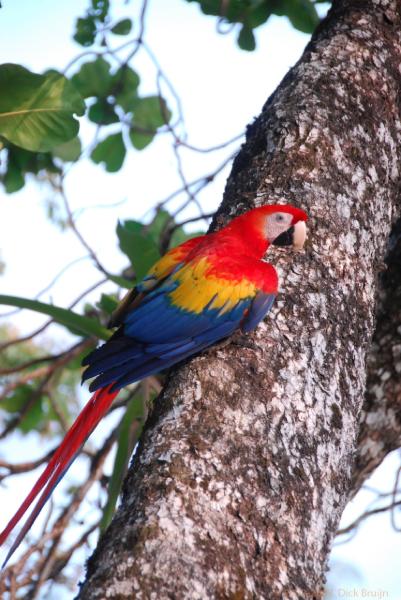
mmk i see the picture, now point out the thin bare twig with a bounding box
[121,0,149,64]
[72,197,128,220]
[46,389,69,434]
[47,521,99,582]
[56,179,110,277]
[0,320,53,353]
[158,211,214,254]
[0,256,89,319]
[0,426,118,597]
[0,339,91,436]
[0,449,56,480]
[337,499,401,536]
[390,465,401,532]
[0,342,83,377]
[177,132,244,154]
[141,40,186,133]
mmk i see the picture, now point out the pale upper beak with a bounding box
[293,220,307,250]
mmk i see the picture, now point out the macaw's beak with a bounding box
[272,220,307,250]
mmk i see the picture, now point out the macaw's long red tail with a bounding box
[0,384,119,567]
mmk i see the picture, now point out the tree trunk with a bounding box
[78,1,401,598]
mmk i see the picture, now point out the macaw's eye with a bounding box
[275,214,285,222]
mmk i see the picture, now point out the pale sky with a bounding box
[1,1,400,597]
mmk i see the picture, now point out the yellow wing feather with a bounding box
[169,257,256,315]
[109,238,203,328]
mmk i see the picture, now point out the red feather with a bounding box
[0,385,118,567]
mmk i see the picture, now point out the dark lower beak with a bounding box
[272,226,294,247]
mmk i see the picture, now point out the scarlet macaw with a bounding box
[0,203,307,565]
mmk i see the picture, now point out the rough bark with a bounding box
[78,1,401,598]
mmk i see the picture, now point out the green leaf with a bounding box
[187,0,221,16]
[0,294,109,340]
[73,0,110,46]
[134,95,171,128]
[88,99,119,124]
[71,57,112,98]
[146,209,172,244]
[272,0,319,34]
[2,384,45,433]
[1,144,61,193]
[100,393,143,531]
[107,273,134,289]
[247,3,271,28]
[97,293,119,315]
[73,16,97,46]
[129,128,153,151]
[22,147,60,174]
[19,394,45,433]
[0,64,85,152]
[52,136,81,162]
[92,0,109,22]
[224,2,246,22]
[3,152,25,193]
[2,384,31,413]
[186,0,267,25]
[186,0,318,47]
[129,96,171,150]
[117,220,160,280]
[91,132,126,172]
[111,18,133,35]
[288,1,319,33]
[111,66,140,113]
[65,348,95,371]
[238,25,256,51]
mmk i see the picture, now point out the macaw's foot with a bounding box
[230,333,259,351]
[206,333,259,354]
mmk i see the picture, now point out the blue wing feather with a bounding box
[241,291,276,333]
[83,262,265,392]
[108,321,239,391]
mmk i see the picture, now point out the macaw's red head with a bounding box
[224,203,308,258]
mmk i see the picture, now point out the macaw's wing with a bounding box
[108,235,205,328]
[83,256,275,392]
[241,290,276,333]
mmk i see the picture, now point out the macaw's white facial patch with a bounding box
[265,211,294,242]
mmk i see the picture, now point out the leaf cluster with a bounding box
[72,56,171,172]
[0,0,326,192]
[0,0,171,191]
[74,0,132,47]
[185,0,321,50]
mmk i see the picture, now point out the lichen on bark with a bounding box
[77,1,401,598]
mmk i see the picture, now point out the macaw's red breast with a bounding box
[200,253,278,293]
[167,253,278,319]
